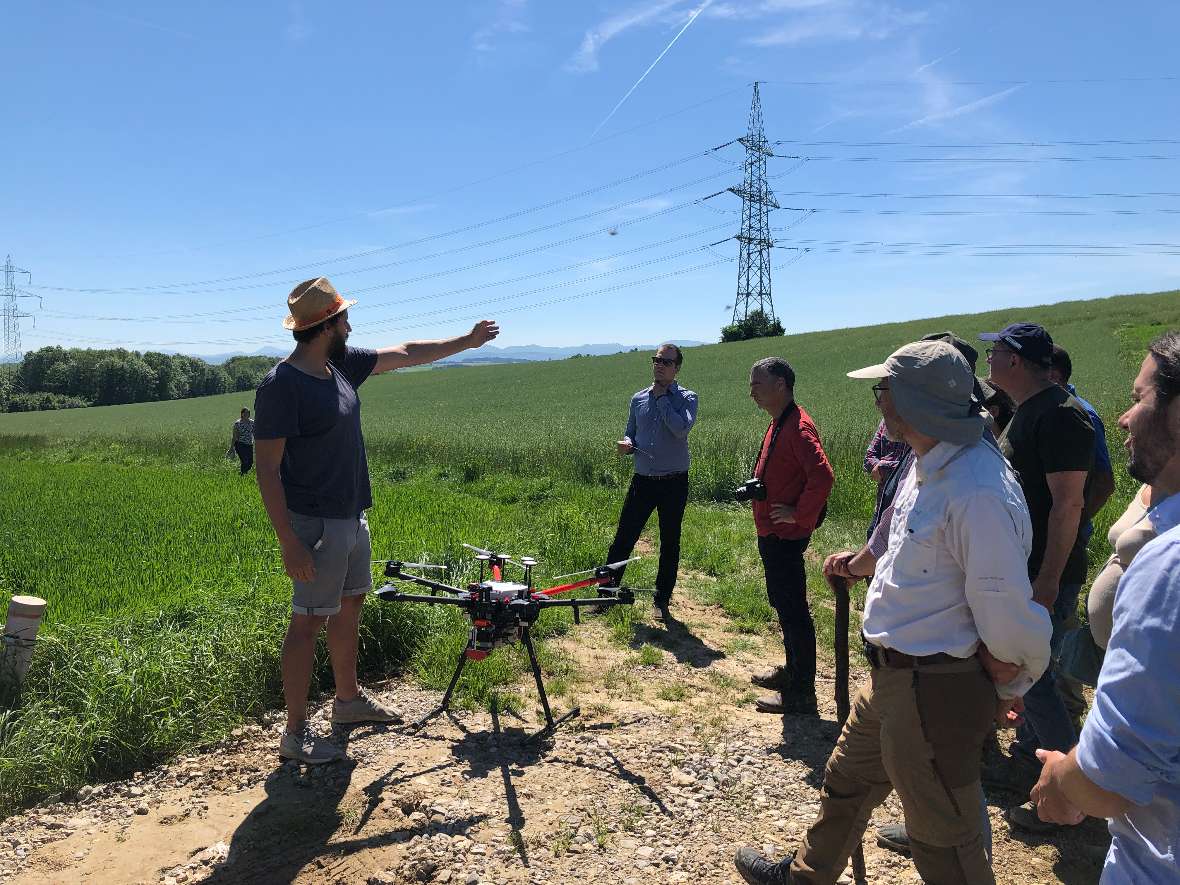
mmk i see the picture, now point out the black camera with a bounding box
[733,478,767,502]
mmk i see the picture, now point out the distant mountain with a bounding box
[438,341,705,365]
[193,342,704,366]
[196,346,289,365]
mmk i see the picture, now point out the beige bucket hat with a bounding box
[283,277,357,331]
[848,340,984,446]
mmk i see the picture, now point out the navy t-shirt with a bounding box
[253,346,378,519]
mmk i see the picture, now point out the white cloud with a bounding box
[747,2,925,46]
[566,0,688,73]
[367,204,438,218]
[913,45,960,75]
[472,0,530,52]
[285,1,311,44]
[890,83,1025,132]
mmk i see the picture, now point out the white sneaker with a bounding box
[331,688,403,725]
[278,727,346,765]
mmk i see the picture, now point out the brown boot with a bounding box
[751,665,788,690]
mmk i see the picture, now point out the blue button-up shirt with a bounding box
[623,382,698,476]
[1076,490,1180,884]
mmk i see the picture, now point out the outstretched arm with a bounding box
[372,320,500,374]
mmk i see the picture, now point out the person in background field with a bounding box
[1031,333,1180,884]
[981,322,1094,795]
[228,407,255,475]
[734,340,1051,885]
[253,276,499,766]
[605,343,698,621]
[746,357,834,716]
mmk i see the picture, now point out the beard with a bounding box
[1127,405,1176,483]
[327,328,348,364]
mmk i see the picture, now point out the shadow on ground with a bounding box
[631,612,726,668]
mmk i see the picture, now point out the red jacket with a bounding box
[753,403,835,539]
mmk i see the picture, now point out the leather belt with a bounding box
[862,637,963,669]
[637,472,688,481]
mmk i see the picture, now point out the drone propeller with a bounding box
[462,543,525,569]
[550,556,641,581]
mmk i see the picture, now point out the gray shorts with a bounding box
[287,510,372,616]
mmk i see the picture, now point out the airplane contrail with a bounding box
[590,0,712,139]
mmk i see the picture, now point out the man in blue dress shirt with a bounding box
[605,343,698,620]
[1032,332,1180,883]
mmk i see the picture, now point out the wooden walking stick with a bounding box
[828,573,867,885]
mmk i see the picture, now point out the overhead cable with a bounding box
[28,144,737,295]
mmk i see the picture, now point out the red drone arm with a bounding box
[534,576,609,597]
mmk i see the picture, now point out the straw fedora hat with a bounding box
[283,277,357,331]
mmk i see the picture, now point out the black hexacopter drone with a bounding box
[375,544,639,738]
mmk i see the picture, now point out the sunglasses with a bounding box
[872,384,889,402]
[652,357,678,367]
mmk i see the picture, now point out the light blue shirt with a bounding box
[623,382,698,476]
[1076,490,1180,884]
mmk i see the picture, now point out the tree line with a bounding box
[0,347,276,412]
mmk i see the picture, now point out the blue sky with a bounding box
[3,1,1178,355]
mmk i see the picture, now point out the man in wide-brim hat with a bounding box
[734,339,1052,885]
[253,276,500,765]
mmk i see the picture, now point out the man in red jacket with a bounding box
[748,357,836,715]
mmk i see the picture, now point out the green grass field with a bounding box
[0,287,1176,814]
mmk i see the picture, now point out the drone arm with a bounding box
[534,576,609,597]
[383,566,464,596]
[374,587,473,607]
[535,593,631,611]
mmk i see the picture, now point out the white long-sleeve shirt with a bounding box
[863,439,1053,698]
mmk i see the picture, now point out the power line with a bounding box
[773,190,1180,200]
[37,86,753,262]
[773,207,1180,218]
[28,143,737,295]
[772,138,1180,149]
[33,186,731,316]
[761,75,1180,87]
[43,225,736,324]
[27,257,733,349]
[774,237,1180,249]
[773,152,1180,163]
[773,243,1180,257]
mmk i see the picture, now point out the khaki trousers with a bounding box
[790,657,997,885]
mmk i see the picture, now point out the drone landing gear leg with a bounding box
[521,627,580,742]
[413,647,469,730]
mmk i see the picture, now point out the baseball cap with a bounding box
[978,322,1054,368]
[848,340,984,446]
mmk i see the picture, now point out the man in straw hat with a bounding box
[254,277,499,765]
[734,340,1051,885]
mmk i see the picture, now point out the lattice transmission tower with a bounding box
[729,82,779,325]
[2,255,39,363]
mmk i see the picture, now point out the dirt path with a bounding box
[1,587,1108,885]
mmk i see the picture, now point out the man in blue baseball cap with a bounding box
[980,322,1095,800]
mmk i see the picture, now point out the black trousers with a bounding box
[606,472,689,606]
[234,442,254,475]
[758,533,816,693]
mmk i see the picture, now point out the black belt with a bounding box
[637,471,688,481]
[862,636,964,669]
